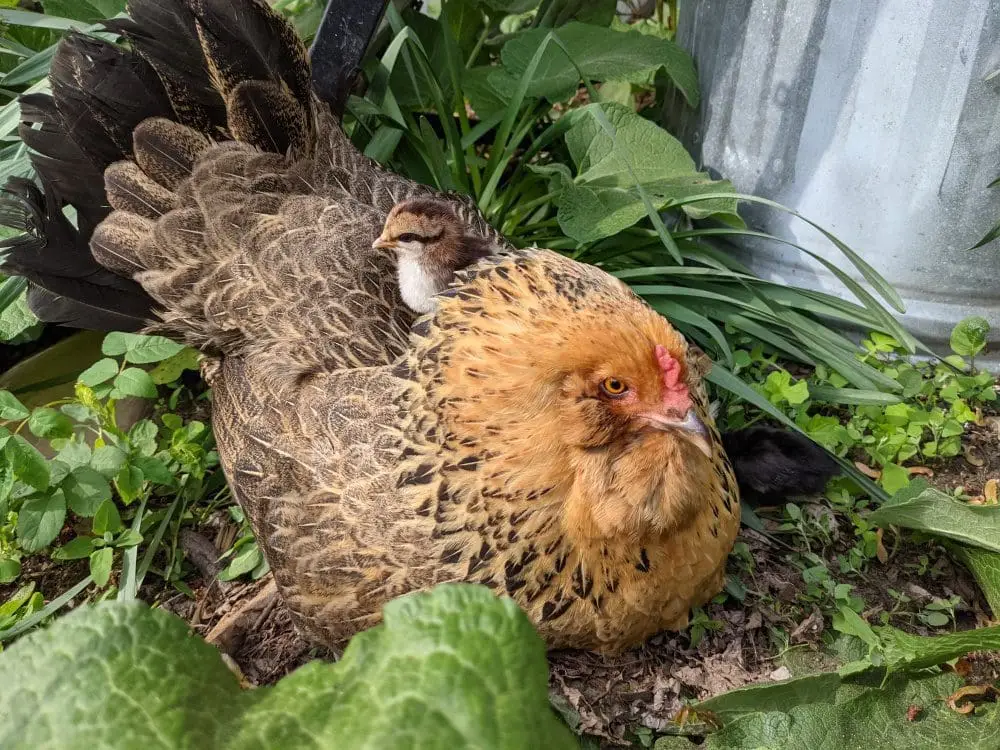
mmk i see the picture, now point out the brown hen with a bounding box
[0,0,835,653]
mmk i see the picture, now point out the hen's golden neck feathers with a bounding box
[413,248,718,547]
[374,198,495,313]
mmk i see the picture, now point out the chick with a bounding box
[372,198,495,313]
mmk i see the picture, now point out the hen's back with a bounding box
[2,0,502,375]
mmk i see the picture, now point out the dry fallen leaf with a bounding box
[907,466,934,477]
[985,478,999,504]
[969,496,987,506]
[855,461,881,479]
[965,445,986,467]
[906,704,922,722]
[953,657,973,677]
[875,527,889,564]
[946,684,996,715]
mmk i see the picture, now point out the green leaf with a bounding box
[0,289,39,341]
[148,347,200,384]
[868,482,1000,553]
[93,500,122,535]
[78,358,119,387]
[698,671,998,749]
[501,22,699,106]
[61,466,112,517]
[114,465,143,504]
[877,623,1000,671]
[127,419,158,458]
[218,543,263,581]
[40,0,125,23]
[5,436,49,491]
[950,544,1000,617]
[27,407,74,440]
[102,332,185,364]
[90,445,127,477]
[551,103,736,242]
[111,368,157,400]
[0,390,29,421]
[950,316,989,357]
[0,558,20,584]
[878,463,910,495]
[52,536,97,561]
[0,585,577,749]
[89,547,114,588]
[16,490,66,553]
[132,455,174,486]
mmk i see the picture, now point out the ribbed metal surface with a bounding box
[670,0,1000,358]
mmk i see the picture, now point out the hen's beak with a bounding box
[641,409,712,457]
[372,235,394,251]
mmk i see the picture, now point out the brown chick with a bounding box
[373,198,496,313]
[0,0,743,655]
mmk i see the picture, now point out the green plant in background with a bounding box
[0,331,225,641]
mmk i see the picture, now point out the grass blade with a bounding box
[0,575,93,642]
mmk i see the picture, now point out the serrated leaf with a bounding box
[5,436,49,490]
[27,407,74,440]
[16,490,65,553]
[950,316,989,358]
[111,368,157,400]
[0,585,577,749]
[90,445,127,477]
[61,467,112,517]
[78,358,119,387]
[89,547,113,588]
[0,390,29,421]
[128,419,158,457]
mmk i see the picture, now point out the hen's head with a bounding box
[373,198,494,313]
[423,249,721,544]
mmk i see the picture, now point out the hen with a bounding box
[0,0,836,652]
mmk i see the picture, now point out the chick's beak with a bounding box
[372,235,394,251]
[641,409,712,457]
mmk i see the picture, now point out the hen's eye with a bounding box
[397,232,424,243]
[600,377,628,397]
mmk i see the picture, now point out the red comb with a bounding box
[655,345,692,415]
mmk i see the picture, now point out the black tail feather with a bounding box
[0,179,153,331]
[722,426,840,505]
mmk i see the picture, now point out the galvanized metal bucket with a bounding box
[669,0,1000,361]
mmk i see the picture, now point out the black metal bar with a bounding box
[309,0,391,115]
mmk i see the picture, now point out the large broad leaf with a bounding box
[0,584,578,750]
[867,481,1000,553]
[693,670,1000,749]
[548,103,737,242]
[501,22,699,106]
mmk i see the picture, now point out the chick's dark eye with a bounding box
[397,232,424,243]
[599,377,628,398]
